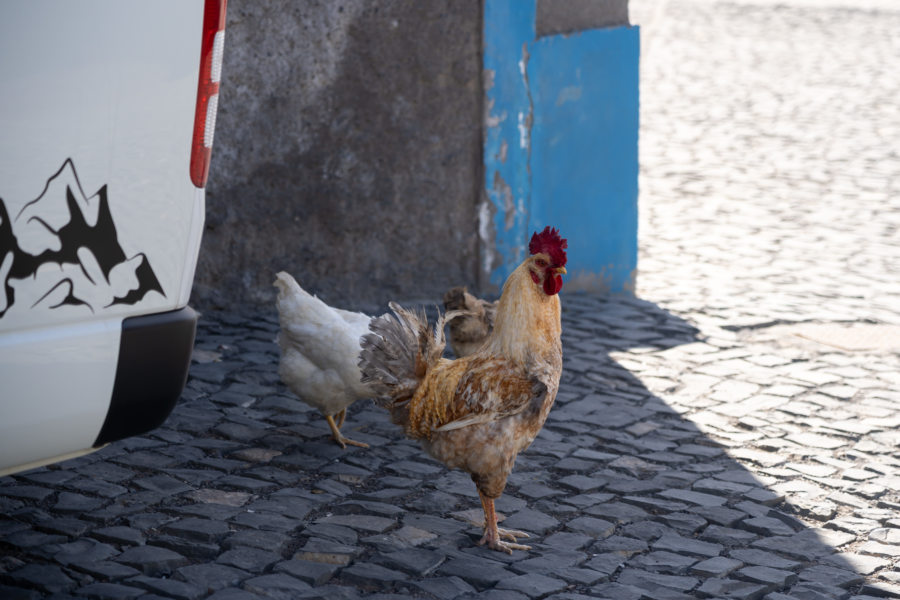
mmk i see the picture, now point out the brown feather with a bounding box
[443,286,497,358]
[360,257,563,502]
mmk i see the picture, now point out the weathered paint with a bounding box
[482,1,640,294]
[481,0,535,289]
[529,26,640,293]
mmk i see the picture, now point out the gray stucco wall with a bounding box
[195,1,484,312]
[536,0,629,37]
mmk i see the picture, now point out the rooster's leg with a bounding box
[325,414,369,449]
[335,408,347,428]
[476,491,531,554]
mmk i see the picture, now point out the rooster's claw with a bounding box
[477,532,532,554]
[498,527,530,541]
[478,524,532,554]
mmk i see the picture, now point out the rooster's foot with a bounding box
[476,522,530,541]
[477,492,531,553]
[325,414,369,450]
[498,527,530,542]
[477,528,532,554]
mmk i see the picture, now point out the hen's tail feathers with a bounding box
[359,302,465,407]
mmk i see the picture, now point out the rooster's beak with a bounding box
[554,267,567,275]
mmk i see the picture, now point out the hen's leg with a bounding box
[476,491,531,554]
[325,414,369,449]
[335,408,347,428]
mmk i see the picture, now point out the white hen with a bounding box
[274,271,372,448]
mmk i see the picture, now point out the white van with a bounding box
[0,0,227,475]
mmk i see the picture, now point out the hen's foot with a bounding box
[325,414,369,449]
[333,434,369,449]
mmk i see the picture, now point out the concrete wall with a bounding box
[536,0,630,37]
[194,0,633,311]
[195,1,483,312]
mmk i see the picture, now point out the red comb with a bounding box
[528,226,567,267]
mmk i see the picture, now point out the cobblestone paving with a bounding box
[2,0,900,598]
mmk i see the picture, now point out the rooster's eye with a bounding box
[535,259,547,268]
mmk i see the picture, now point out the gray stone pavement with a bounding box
[2,0,900,598]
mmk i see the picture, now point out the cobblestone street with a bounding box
[2,0,899,598]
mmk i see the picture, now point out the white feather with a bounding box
[274,271,373,417]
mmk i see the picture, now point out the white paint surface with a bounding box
[0,1,207,473]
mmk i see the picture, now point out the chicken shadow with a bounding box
[496,292,870,599]
[312,291,870,598]
[194,290,869,599]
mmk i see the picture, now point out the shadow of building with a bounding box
[0,293,879,598]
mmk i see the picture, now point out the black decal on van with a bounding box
[0,159,164,319]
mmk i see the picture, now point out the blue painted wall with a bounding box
[529,27,640,293]
[482,1,640,294]
[482,0,536,288]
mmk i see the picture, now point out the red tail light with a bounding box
[190,0,227,188]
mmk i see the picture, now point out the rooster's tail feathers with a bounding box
[359,302,462,406]
[359,304,421,401]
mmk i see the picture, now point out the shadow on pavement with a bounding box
[0,292,877,599]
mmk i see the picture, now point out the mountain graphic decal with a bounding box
[0,159,164,319]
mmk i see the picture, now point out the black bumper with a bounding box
[93,306,197,447]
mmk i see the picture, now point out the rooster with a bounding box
[359,227,567,553]
[273,272,373,449]
[442,286,497,358]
